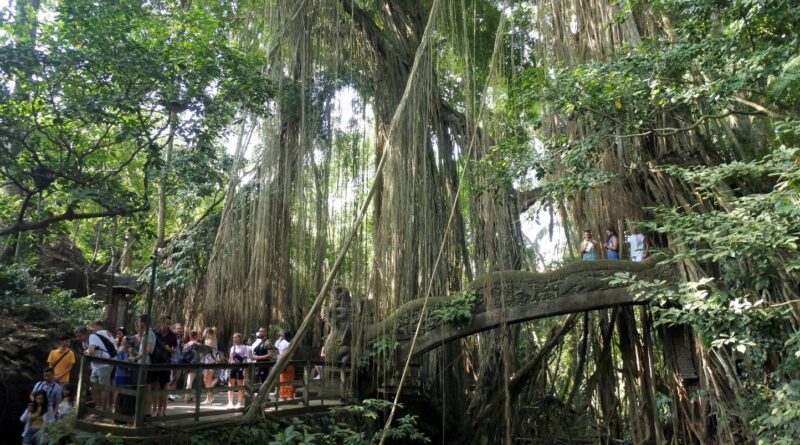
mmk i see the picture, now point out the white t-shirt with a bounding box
[627,233,646,261]
[87,330,115,370]
[57,400,73,419]
[275,338,290,359]
[137,329,157,365]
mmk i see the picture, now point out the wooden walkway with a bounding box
[73,357,347,439]
[76,393,343,438]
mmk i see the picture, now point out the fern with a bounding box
[768,54,800,100]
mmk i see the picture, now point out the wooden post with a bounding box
[132,363,147,427]
[303,361,310,407]
[247,362,255,408]
[134,249,159,428]
[274,371,279,411]
[194,364,202,421]
[74,355,87,422]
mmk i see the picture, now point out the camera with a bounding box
[233,353,245,363]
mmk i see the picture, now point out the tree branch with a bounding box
[613,108,769,139]
[515,187,544,213]
[732,96,784,118]
[0,203,150,237]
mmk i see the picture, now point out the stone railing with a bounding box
[365,256,673,358]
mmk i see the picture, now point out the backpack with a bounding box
[253,339,272,357]
[91,333,117,358]
[150,338,170,364]
[33,381,59,408]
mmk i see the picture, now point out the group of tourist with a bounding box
[19,336,78,445]
[20,315,298,444]
[110,316,297,413]
[579,224,649,262]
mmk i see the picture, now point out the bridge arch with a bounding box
[364,256,673,359]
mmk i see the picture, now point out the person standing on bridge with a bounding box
[603,228,620,260]
[201,327,221,405]
[625,224,649,262]
[152,315,178,416]
[580,230,600,261]
[183,330,200,402]
[128,314,157,417]
[250,326,274,384]
[227,332,250,409]
[275,329,295,401]
[74,322,115,413]
[168,322,185,402]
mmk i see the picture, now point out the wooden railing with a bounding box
[74,355,344,428]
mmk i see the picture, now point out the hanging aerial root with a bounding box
[475,312,579,420]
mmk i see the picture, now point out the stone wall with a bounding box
[0,304,67,440]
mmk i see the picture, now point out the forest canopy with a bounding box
[1,0,800,444]
[0,0,271,241]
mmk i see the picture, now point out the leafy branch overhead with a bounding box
[0,0,272,238]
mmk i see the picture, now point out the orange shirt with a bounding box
[47,348,76,384]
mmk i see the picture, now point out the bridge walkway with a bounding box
[73,356,346,439]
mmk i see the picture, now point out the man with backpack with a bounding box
[74,321,116,413]
[29,367,62,410]
[250,326,274,384]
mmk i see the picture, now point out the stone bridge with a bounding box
[361,256,673,359]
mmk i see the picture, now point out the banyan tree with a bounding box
[144,0,800,443]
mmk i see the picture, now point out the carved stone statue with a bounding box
[323,286,352,366]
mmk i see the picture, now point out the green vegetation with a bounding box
[36,400,428,445]
[432,289,479,324]
[2,0,800,442]
[0,263,103,327]
[0,0,270,261]
[187,400,428,445]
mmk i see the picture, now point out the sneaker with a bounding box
[313,375,321,380]
[201,399,213,405]
[226,402,234,409]
[168,395,176,402]
[233,403,241,409]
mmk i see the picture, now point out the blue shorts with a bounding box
[115,375,131,386]
[607,250,620,260]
